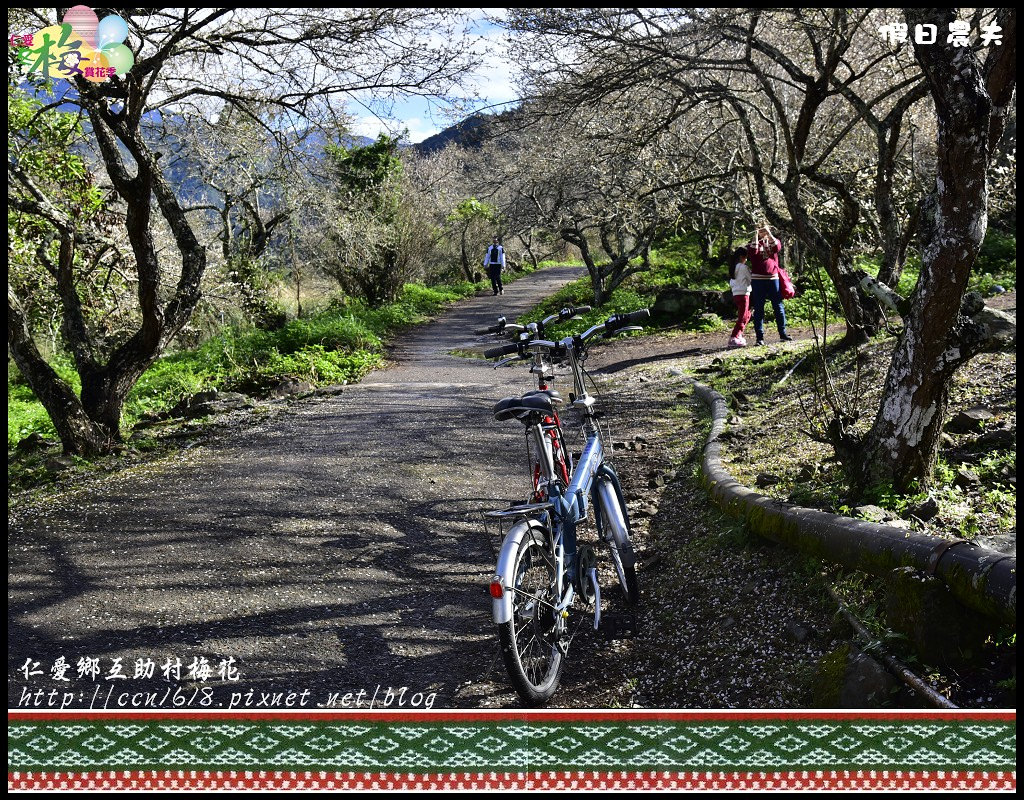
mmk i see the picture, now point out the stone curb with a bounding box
[688,379,1016,625]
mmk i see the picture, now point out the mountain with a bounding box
[413,106,529,156]
[413,115,490,155]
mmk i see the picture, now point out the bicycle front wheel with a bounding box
[497,527,564,705]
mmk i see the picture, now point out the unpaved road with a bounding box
[9,267,608,711]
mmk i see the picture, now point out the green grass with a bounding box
[9,279,487,449]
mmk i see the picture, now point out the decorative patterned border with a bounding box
[7,711,1017,791]
[7,769,1019,791]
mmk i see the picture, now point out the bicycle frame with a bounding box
[492,343,604,626]
[487,308,648,640]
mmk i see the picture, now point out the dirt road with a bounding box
[9,267,600,711]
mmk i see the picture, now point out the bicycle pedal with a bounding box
[599,612,638,641]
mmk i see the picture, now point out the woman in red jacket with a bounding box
[747,225,793,345]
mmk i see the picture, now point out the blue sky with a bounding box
[348,12,520,144]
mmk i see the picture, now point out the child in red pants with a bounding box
[728,247,752,347]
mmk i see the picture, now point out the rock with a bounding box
[975,428,1016,449]
[784,621,811,644]
[269,378,314,397]
[910,496,939,522]
[812,644,898,708]
[953,468,981,490]
[727,414,743,426]
[796,463,818,482]
[16,432,51,452]
[970,305,1016,350]
[945,407,995,434]
[840,653,898,707]
[43,456,74,473]
[648,474,667,489]
[884,566,994,666]
[852,504,893,523]
[190,389,221,406]
[651,287,734,322]
[169,389,225,418]
[169,389,254,420]
[755,473,782,488]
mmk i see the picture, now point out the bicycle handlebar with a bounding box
[474,316,507,336]
[539,305,593,329]
[484,342,521,359]
[603,308,651,334]
[484,307,650,360]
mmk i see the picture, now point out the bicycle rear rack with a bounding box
[483,501,554,520]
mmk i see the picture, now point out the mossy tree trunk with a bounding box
[845,8,1016,494]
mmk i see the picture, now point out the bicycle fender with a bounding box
[595,474,636,569]
[492,518,537,625]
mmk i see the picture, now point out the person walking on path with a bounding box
[728,246,752,348]
[484,237,505,295]
[748,224,793,345]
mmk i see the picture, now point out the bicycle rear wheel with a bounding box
[497,526,564,705]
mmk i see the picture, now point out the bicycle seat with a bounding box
[493,392,557,423]
[524,389,563,405]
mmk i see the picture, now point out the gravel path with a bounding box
[13,278,1009,711]
[9,267,594,711]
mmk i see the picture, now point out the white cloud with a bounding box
[347,15,524,144]
[350,114,442,145]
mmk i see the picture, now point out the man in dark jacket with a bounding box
[483,237,505,295]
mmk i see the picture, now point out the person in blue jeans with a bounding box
[747,225,793,345]
[483,237,505,295]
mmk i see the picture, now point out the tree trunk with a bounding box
[459,227,474,281]
[562,228,606,305]
[832,255,881,344]
[847,8,1015,494]
[8,288,110,456]
[790,207,881,344]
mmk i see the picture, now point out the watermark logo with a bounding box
[878,19,1003,48]
[12,5,134,83]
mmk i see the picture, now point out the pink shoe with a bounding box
[728,336,745,348]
